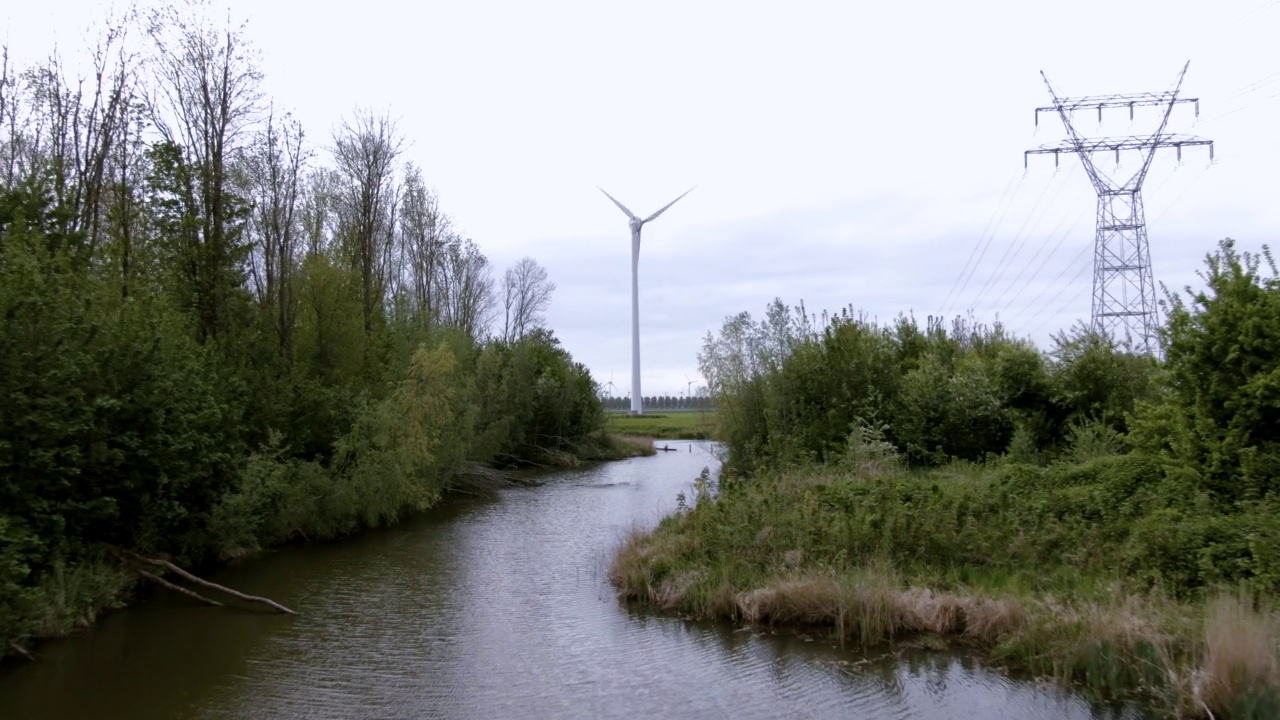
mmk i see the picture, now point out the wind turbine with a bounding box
[599,185,695,416]
[603,371,618,404]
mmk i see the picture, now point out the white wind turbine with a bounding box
[603,371,618,404]
[598,186,695,416]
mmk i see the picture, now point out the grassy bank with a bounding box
[610,459,1280,718]
[549,433,657,464]
[605,411,718,440]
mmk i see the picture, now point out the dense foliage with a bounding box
[697,237,1280,600]
[612,239,1280,716]
[0,7,604,652]
[700,303,1156,475]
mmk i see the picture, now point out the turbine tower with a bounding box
[599,186,695,416]
[1025,61,1213,355]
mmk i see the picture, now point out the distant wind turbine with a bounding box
[599,185,695,416]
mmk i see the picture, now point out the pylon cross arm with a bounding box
[1026,134,1213,156]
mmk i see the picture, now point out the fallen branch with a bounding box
[8,641,34,661]
[137,556,295,615]
[136,569,223,607]
[112,547,295,615]
[462,461,539,487]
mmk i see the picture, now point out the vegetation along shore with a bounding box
[612,239,1280,719]
[0,5,644,661]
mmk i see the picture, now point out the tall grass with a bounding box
[609,460,1280,718]
[1196,593,1280,718]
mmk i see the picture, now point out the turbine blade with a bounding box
[643,186,695,224]
[598,186,637,221]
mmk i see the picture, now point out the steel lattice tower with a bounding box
[1025,62,1214,354]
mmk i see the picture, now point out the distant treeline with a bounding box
[0,3,610,655]
[603,395,713,411]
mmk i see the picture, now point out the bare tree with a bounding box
[0,46,15,187]
[438,236,495,340]
[104,81,149,297]
[501,256,556,343]
[247,105,309,356]
[1,14,137,253]
[398,162,450,326]
[145,0,264,341]
[331,109,402,334]
[298,167,337,257]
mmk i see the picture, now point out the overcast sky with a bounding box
[6,1,1279,397]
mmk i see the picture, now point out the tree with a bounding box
[331,109,402,335]
[145,0,262,341]
[19,19,137,254]
[1132,239,1280,503]
[438,236,494,340]
[246,106,308,357]
[501,256,555,343]
[298,167,337,257]
[398,162,449,326]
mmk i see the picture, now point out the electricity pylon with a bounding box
[1025,61,1214,355]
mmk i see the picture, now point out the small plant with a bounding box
[1061,417,1126,465]
[839,417,900,477]
[674,491,689,514]
[692,467,717,502]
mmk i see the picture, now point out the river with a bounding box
[0,441,1142,719]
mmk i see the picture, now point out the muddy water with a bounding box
[0,442,1140,719]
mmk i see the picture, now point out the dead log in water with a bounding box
[8,641,35,661]
[136,569,223,607]
[111,548,296,615]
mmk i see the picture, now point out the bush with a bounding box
[1132,239,1280,505]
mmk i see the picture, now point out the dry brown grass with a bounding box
[895,587,1029,644]
[1194,592,1280,715]
[724,568,1033,648]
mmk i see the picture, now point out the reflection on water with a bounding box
[0,441,1144,719]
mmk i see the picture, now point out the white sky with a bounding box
[6,1,1280,397]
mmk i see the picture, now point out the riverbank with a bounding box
[3,439,1097,720]
[1,434,652,665]
[609,459,1280,719]
[566,433,658,462]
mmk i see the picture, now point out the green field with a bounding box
[605,411,717,440]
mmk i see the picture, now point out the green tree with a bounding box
[1132,239,1280,503]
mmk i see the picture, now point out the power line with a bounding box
[943,173,1029,316]
[1005,226,1092,327]
[1025,250,1095,337]
[1218,70,1280,104]
[962,167,1064,313]
[972,175,1073,311]
[969,165,1075,311]
[1231,0,1280,28]
[1204,90,1280,123]
[994,207,1089,313]
[1148,162,1213,227]
[940,171,1019,314]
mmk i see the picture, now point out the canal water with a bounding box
[0,442,1139,719]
